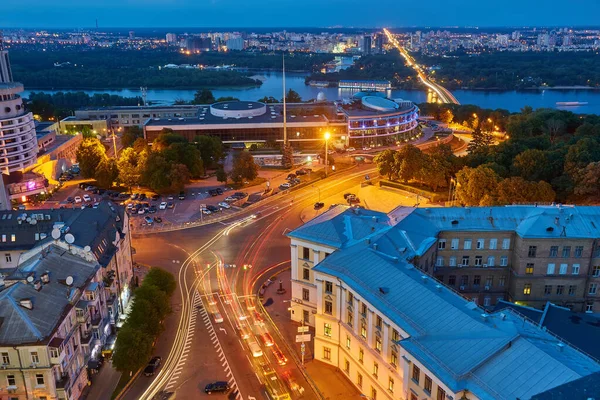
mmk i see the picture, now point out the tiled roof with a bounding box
[297,205,600,400]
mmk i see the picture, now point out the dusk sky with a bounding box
[2,0,600,28]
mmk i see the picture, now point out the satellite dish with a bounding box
[26,217,31,223]
[84,245,91,252]
[26,276,34,283]
[30,219,37,225]
[65,234,75,244]
[65,276,74,286]
[51,229,61,240]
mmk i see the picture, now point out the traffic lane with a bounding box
[122,240,195,400]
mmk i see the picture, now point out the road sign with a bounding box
[296,334,311,343]
[297,326,309,333]
[301,342,306,351]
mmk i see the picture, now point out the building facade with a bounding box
[289,205,600,400]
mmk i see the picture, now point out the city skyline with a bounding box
[2,0,600,28]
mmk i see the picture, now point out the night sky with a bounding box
[1,0,599,28]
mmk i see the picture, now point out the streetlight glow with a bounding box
[324,132,331,140]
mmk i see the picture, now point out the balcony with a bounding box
[91,313,102,327]
[55,373,70,390]
[80,332,94,347]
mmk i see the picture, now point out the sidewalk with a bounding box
[262,269,363,400]
[82,360,121,400]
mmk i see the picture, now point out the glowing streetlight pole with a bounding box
[324,132,331,177]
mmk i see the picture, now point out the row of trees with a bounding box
[374,144,458,191]
[415,51,600,89]
[112,268,176,374]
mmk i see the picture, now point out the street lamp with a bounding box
[324,132,331,177]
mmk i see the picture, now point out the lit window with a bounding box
[361,322,367,339]
[424,375,432,393]
[346,335,351,349]
[525,263,534,274]
[375,336,382,353]
[388,377,394,393]
[523,284,532,295]
[373,362,378,378]
[391,351,398,367]
[359,348,364,363]
[10,234,15,242]
[324,323,332,337]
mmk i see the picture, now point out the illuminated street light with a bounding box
[324,132,331,178]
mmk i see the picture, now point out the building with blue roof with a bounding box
[288,204,600,400]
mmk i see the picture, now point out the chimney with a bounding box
[19,299,33,310]
[435,284,442,292]
[481,313,489,322]
[557,342,565,352]
[33,281,42,291]
[41,272,49,284]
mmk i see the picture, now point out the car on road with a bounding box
[167,201,174,209]
[249,341,263,358]
[144,356,162,377]
[346,147,356,152]
[206,205,219,212]
[260,332,274,347]
[74,196,82,203]
[271,346,288,366]
[286,173,296,180]
[204,381,230,395]
[159,202,167,210]
[279,183,291,190]
[314,202,324,210]
[362,146,370,151]
[218,202,230,209]
[83,194,91,202]
[92,202,100,209]
[245,299,256,311]
[144,216,154,224]
[153,217,163,223]
[84,185,96,192]
[207,295,217,306]
[235,322,250,340]
[213,312,223,323]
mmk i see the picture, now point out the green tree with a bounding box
[192,89,215,104]
[112,325,154,373]
[467,126,495,153]
[163,143,204,177]
[374,149,398,180]
[121,126,144,148]
[574,162,600,198]
[143,267,177,296]
[118,147,144,192]
[283,89,302,103]
[426,144,457,188]
[396,144,425,183]
[512,149,551,182]
[216,96,239,102]
[126,297,164,337]
[152,131,187,151]
[455,166,500,206]
[142,152,171,192]
[230,151,259,184]
[76,139,107,179]
[133,137,149,154]
[194,135,223,169]
[168,163,191,192]
[216,164,228,183]
[496,177,555,205]
[258,96,279,104]
[94,158,118,189]
[134,284,172,318]
[281,144,294,169]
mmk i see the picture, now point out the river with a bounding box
[21,71,600,115]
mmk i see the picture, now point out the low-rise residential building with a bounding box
[289,205,600,400]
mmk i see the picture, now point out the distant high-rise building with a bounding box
[375,34,384,53]
[537,33,550,47]
[497,34,509,47]
[129,31,134,39]
[562,34,573,47]
[0,50,38,209]
[166,33,177,44]
[226,37,245,51]
[361,35,372,55]
[511,31,521,41]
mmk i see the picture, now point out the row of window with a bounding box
[411,364,446,400]
[436,255,508,267]
[5,373,46,387]
[524,283,598,296]
[528,245,584,258]
[1,350,42,365]
[439,274,506,288]
[438,238,510,251]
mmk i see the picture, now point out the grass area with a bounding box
[110,372,129,400]
[379,179,448,202]
[229,176,268,190]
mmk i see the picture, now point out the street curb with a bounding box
[113,367,143,400]
[257,268,325,400]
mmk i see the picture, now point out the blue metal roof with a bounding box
[295,205,600,399]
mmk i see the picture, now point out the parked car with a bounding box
[144,356,162,377]
[216,188,223,195]
[130,193,139,200]
[225,196,237,202]
[159,202,168,210]
[279,183,291,190]
[67,197,75,203]
[154,217,163,223]
[151,194,160,201]
[148,206,157,214]
[83,194,91,202]
[208,189,218,197]
[201,208,212,215]
[286,173,296,180]
[314,202,324,210]
[167,202,174,209]
[218,202,230,209]
[139,193,147,201]
[144,216,154,224]
[362,146,370,151]
[178,191,185,200]
[206,205,219,212]
[346,147,356,152]
[343,193,355,200]
[204,381,230,395]
[74,196,82,203]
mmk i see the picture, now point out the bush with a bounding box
[379,180,448,203]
